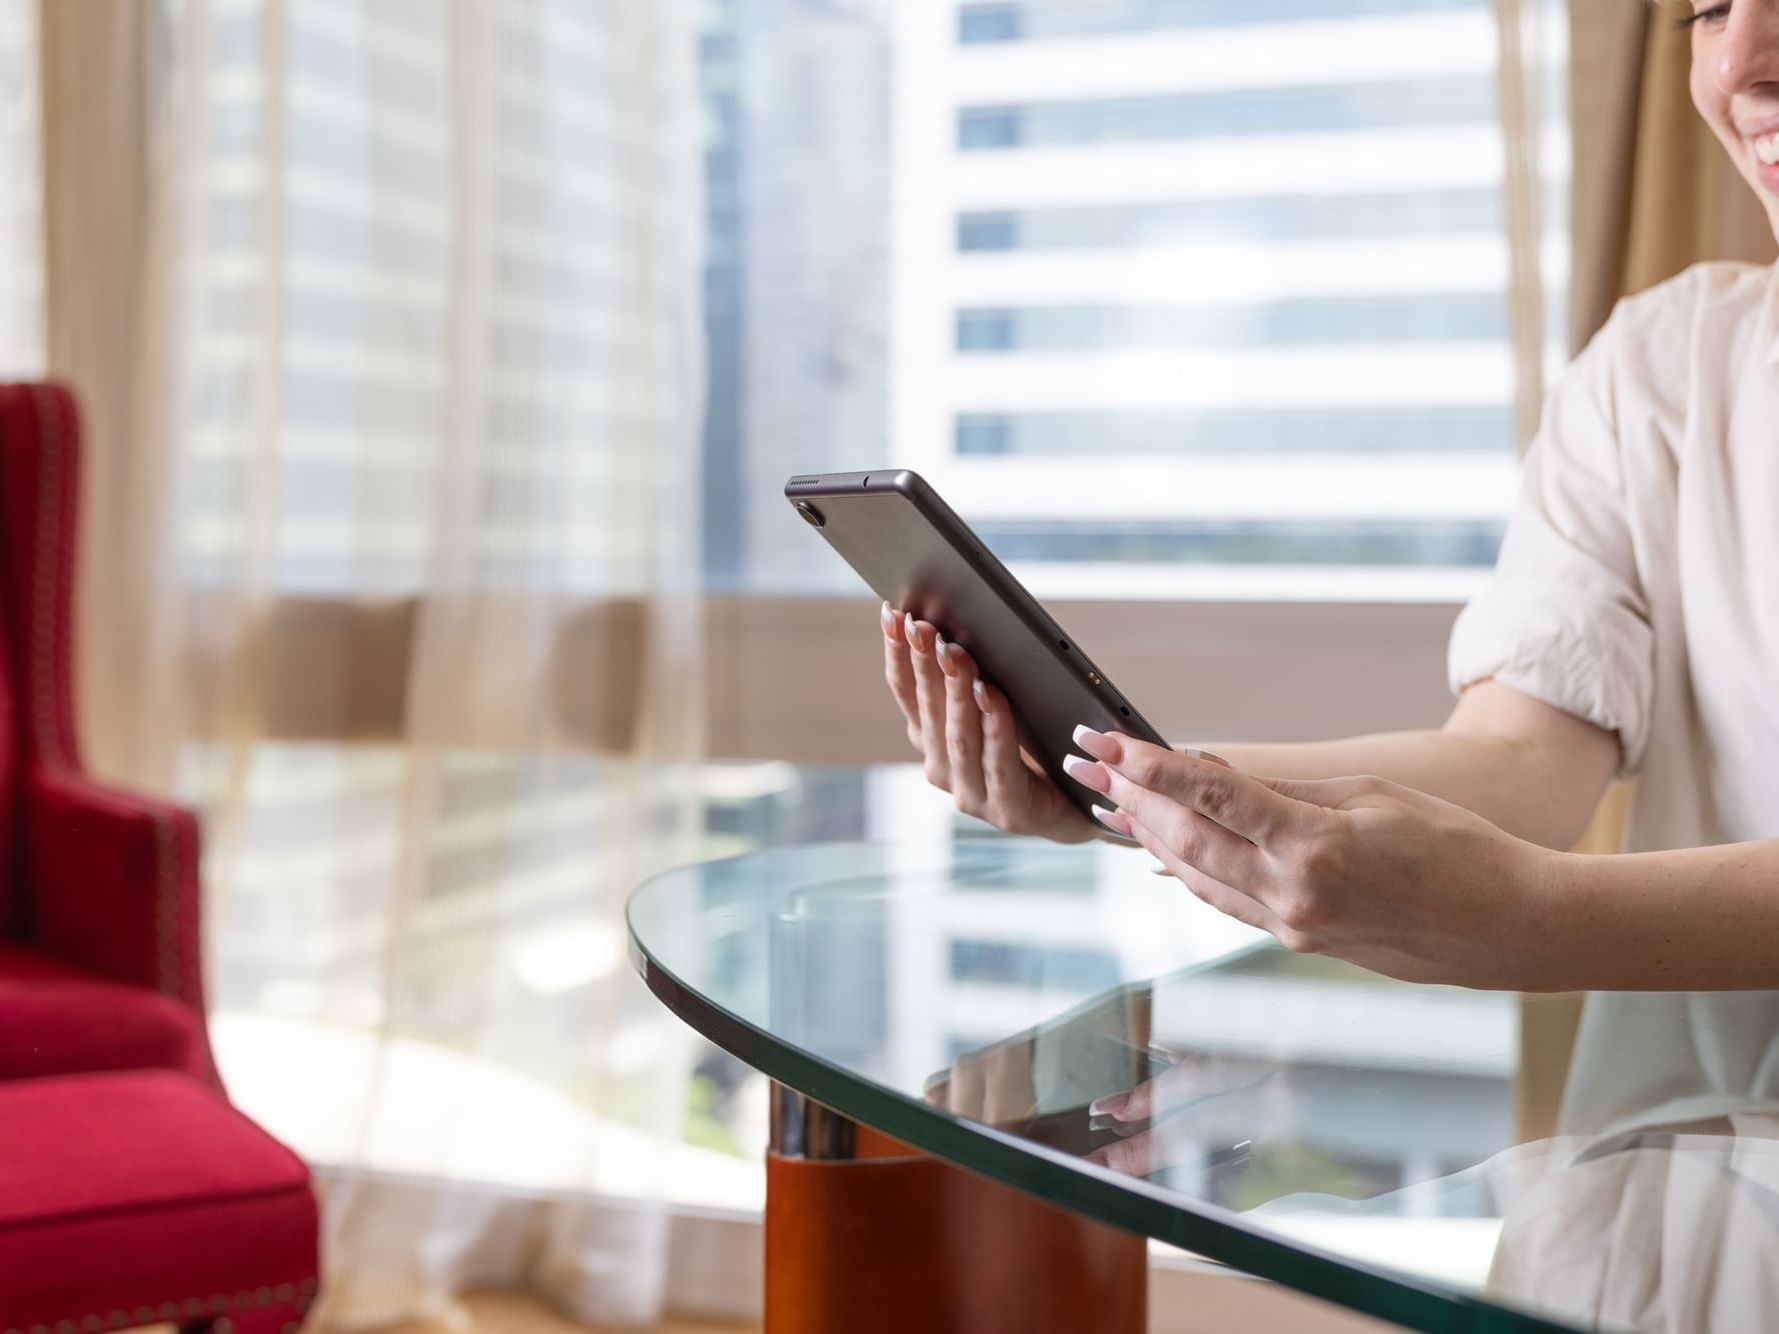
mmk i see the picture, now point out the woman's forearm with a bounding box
[1198,683,1620,850]
[1207,731,1585,846]
[1539,838,1779,991]
[1210,730,1515,807]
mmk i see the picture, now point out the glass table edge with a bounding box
[623,878,1580,1334]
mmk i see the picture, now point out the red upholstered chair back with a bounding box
[0,384,87,938]
[0,486,13,933]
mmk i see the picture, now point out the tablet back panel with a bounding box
[785,469,1168,825]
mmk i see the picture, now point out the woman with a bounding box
[883,0,1779,1035]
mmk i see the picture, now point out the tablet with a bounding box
[785,468,1170,828]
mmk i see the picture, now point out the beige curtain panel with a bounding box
[38,0,709,1326]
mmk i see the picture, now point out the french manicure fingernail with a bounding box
[1089,1094,1120,1117]
[1072,724,1122,763]
[935,634,956,676]
[1063,755,1111,793]
[1092,806,1130,835]
[1148,860,1170,876]
[904,612,922,651]
[881,601,897,637]
[972,678,990,712]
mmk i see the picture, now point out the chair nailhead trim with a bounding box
[2,1273,320,1334]
[25,385,73,769]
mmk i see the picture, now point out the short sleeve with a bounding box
[1448,311,1656,777]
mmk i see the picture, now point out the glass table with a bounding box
[627,839,1779,1333]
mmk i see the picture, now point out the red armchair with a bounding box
[0,382,321,1331]
[0,382,215,1085]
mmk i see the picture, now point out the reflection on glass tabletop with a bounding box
[627,840,1779,1333]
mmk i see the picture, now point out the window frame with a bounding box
[225,592,1463,759]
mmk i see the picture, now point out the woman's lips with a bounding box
[1748,130,1779,189]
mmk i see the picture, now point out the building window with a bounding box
[957,0,1483,43]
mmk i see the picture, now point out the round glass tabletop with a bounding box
[627,839,1779,1333]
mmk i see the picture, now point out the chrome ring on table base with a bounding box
[769,1082,856,1160]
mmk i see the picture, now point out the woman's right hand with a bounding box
[882,601,1100,843]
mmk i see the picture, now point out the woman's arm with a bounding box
[1066,730,1779,993]
[1548,839,1779,991]
[885,603,1620,851]
[1206,681,1621,851]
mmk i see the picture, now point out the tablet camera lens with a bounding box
[796,500,826,528]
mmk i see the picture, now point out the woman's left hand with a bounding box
[1064,728,1563,990]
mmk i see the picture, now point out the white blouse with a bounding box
[1447,260,1779,1135]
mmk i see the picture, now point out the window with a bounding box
[956,78,1494,150]
[957,0,1485,43]
[957,189,1511,252]
[110,0,1561,1259]
[189,0,674,595]
[701,0,1568,599]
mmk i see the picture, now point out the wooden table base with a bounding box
[765,1088,1146,1334]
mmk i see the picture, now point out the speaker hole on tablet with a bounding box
[1058,640,1070,650]
[1119,706,1131,717]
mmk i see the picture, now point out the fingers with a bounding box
[1090,1060,1204,1124]
[1086,1128,1155,1177]
[1090,1082,1149,1124]
[947,1052,985,1119]
[936,634,988,814]
[1140,822,1295,941]
[881,603,922,752]
[1073,728,1307,848]
[1066,750,1262,887]
[977,679,1038,824]
[905,614,952,790]
[1086,755,1299,943]
[940,1046,1038,1126]
[890,607,997,821]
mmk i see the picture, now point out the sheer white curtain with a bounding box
[40,0,707,1326]
[0,2,41,376]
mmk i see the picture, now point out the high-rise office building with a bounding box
[893,0,1563,596]
[696,0,893,591]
